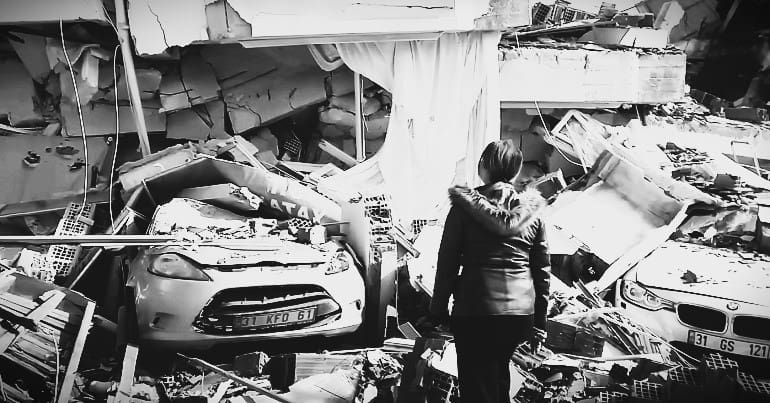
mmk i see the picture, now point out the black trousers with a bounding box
[451,315,534,403]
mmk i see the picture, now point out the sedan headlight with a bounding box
[326,251,353,275]
[148,253,211,281]
[621,280,673,311]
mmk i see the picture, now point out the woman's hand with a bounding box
[530,327,547,352]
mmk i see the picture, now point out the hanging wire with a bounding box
[59,19,90,219]
[109,44,121,231]
[532,100,585,168]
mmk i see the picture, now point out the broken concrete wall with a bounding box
[127,0,522,55]
[499,46,686,106]
[200,45,330,134]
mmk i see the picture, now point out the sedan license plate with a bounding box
[688,331,770,359]
[236,307,316,329]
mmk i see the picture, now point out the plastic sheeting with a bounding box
[320,32,501,223]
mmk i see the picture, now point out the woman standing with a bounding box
[430,139,551,403]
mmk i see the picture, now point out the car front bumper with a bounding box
[615,282,770,360]
[127,259,365,349]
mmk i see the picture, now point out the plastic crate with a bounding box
[665,366,704,403]
[736,371,770,403]
[46,245,82,277]
[631,380,663,403]
[428,370,459,402]
[45,202,95,278]
[54,203,95,236]
[597,391,629,403]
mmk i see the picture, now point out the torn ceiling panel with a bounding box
[127,0,209,56]
[225,69,327,133]
[0,57,41,126]
[200,45,328,133]
[549,110,719,206]
[159,50,220,113]
[544,150,687,264]
[199,44,277,88]
[100,67,162,101]
[60,99,166,136]
[141,156,342,223]
[166,99,228,140]
[47,39,111,106]
[0,0,108,24]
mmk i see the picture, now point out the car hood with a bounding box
[146,239,331,267]
[634,241,770,306]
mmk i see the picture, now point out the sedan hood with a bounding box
[147,240,330,266]
[634,241,770,306]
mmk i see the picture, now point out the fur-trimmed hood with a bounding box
[448,182,546,237]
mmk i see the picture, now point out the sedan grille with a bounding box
[733,316,770,341]
[194,285,340,335]
[677,304,727,332]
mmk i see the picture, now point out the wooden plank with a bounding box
[0,299,76,335]
[115,344,139,403]
[210,380,232,403]
[1,291,82,324]
[0,290,65,354]
[57,300,95,403]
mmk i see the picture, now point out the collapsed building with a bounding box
[0,0,768,402]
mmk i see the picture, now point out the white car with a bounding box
[126,198,366,349]
[616,241,770,361]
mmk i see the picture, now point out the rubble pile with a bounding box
[0,1,769,403]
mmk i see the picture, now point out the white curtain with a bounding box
[320,31,501,223]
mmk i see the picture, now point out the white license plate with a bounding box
[688,331,770,359]
[236,307,316,329]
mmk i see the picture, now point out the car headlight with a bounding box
[326,251,353,275]
[148,253,211,281]
[621,280,673,311]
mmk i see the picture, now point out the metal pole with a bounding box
[354,72,365,162]
[114,0,152,157]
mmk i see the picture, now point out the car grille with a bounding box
[677,304,727,332]
[194,285,341,335]
[733,316,770,341]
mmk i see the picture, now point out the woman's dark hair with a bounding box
[478,139,523,183]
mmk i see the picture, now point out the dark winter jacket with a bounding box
[430,181,551,329]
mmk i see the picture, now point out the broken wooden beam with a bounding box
[115,344,139,403]
[177,353,291,403]
[57,300,95,403]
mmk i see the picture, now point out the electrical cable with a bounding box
[59,19,89,219]
[532,100,585,168]
[101,3,121,36]
[109,44,121,231]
